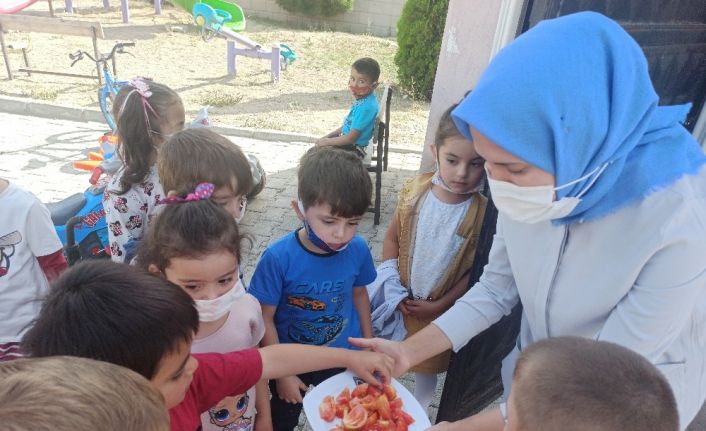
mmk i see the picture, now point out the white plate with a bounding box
[303,370,432,431]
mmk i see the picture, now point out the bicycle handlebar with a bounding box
[69,42,135,67]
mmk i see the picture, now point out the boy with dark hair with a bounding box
[316,57,380,157]
[22,260,392,431]
[0,356,169,431]
[249,147,375,431]
[430,337,679,431]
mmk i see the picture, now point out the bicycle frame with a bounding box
[99,63,128,130]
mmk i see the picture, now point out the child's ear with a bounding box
[147,263,161,274]
[291,200,305,221]
[430,144,438,163]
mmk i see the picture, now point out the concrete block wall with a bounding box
[236,0,405,37]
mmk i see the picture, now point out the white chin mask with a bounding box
[194,279,246,322]
[487,163,608,224]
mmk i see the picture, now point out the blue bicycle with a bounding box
[70,42,135,131]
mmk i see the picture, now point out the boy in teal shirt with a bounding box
[317,57,380,157]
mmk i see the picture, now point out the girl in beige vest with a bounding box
[381,104,487,411]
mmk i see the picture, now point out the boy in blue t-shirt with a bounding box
[316,57,380,158]
[249,147,375,431]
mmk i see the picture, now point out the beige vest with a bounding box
[395,173,486,373]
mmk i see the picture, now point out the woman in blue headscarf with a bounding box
[352,11,706,430]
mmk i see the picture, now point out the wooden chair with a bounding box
[366,84,392,225]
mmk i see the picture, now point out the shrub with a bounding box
[275,0,354,17]
[395,0,449,100]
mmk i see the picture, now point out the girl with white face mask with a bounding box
[351,11,706,431]
[139,188,272,431]
[377,104,487,412]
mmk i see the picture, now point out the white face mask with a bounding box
[194,279,245,322]
[431,163,482,195]
[487,163,608,224]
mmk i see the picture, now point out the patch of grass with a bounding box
[25,88,60,101]
[198,91,244,107]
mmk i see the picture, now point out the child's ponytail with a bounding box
[112,78,181,195]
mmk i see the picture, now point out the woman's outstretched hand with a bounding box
[348,337,411,378]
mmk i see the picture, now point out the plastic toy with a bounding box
[178,0,295,82]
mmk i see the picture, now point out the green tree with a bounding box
[395,0,449,100]
[275,0,354,17]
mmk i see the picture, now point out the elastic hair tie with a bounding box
[116,77,160,135]
[158,183,215,205]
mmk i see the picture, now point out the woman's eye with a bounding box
[446,158,457,165]
[183,285,199,291]
[508,168,526,175]
[218,277,233,285]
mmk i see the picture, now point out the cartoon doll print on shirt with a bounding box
[0,231,21,278]
[208,393,253,431]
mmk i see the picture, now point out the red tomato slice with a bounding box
[320,395,337,422]
[366,411,379,426]
[394,420,408,431]
[389,398,403,410]
[383,384,397,401]
[337,387,351,405]
[351,383,369,399]
[375,394,391,420]
[398,410,415,425]
[367,384,383,398]
[343,405,369,431]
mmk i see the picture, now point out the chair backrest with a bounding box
[0,14,104,38]
[373,84,391,144]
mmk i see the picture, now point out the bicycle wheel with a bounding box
[99,86,117,131]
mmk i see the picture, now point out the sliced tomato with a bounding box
[375,394,392,420]
[398,410,415,425]
[343,405,369,431]
[367,384,383,398]
[352,383,369,399]
[389,398,403,410]
[360,394,377,410]
[366,411,379,426]
[335,403,350,419]
[349,397,362,409]
[320,395,337,422]
[337,387,351,405]
[378,419,393,431]
[382,384,397,401]
[394,420,408,431]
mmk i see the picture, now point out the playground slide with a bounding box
[171,0,245,31]
[0,0,39,14]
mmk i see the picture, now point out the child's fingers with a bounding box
[348,337,375,350]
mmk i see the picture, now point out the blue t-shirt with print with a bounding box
[341,93,379,147]
[249,230,376,349]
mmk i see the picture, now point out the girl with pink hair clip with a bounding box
[104,77,185,263]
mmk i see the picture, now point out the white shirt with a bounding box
[0,183,63,341]
[410,191,471,299]
[434,166,706,429]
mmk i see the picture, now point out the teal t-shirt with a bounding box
[341,93,379,147]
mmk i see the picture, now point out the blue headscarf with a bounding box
[452,11,706,224]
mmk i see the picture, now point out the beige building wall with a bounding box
[419,0,523,171]
[236,0,404,37]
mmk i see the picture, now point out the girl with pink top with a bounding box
[138,184,271,431]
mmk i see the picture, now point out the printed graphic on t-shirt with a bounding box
[284,279,348,345]
[207,392,253,431]
[0,231,21,277]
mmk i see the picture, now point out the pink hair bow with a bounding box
[158,183,215,205]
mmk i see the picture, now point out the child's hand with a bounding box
[344,348,395,386]
[276,375,308,404]
[404,299,443,320]
[349,337,410,378]
[396,299,410,315]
